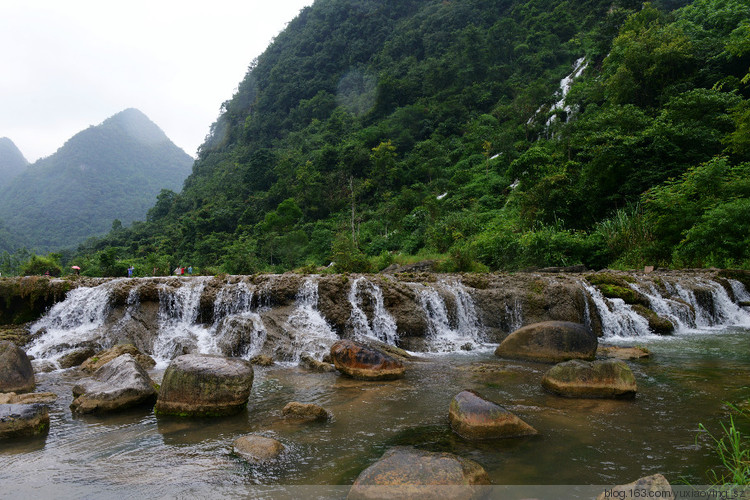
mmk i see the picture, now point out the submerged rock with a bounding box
[494,321,597,363]
[232,434,285,463]
[299,353,336,372]
[0,392,57,405]
[330,340,405,381]
[542,359,637,399]
[598,345,650,360]
[155,354,254,417]
[282,401,331,422]
[0,341,35,393]
[448,390,537,440]
[80,344,156,373]
[70,354,157,414]
[0,403,49,439]
[596,474,672,500]
[348,446,490,500]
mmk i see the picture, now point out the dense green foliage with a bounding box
[0,109,193,253]
[48,0,750,277]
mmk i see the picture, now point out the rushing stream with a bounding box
[2,272,750,497]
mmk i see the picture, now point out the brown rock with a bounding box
[58,346,97,369]
[0,341,35,393]
[80,344,156,373]
[448,390,537,440]
[494,321,597,363]
[0,403,49,439]
[250,354,275,367]
[330,340,405,381]
[598,345,650,360]
[282,401,331,421]
[0,392,57,405]
[155,354,254,417]
[232,434,285,463]
[348,446,490,500]
[299,353,336,373]
[596,474,672,500]
[542,359,637,399]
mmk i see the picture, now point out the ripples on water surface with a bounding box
[2,328,749,498]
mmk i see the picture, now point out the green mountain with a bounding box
[0,137,29,191]
[0,109,194,252]
[75,0,750,275]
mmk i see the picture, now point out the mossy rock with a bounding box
[596,284,648,306]
[631,305,674,335]
[542,359,637,399]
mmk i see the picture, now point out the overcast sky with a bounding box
[0,0,314,163]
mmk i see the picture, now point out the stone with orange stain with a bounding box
[330,340,405,381]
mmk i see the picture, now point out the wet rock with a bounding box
[596,474,672,500]
[0,341,35,393]
[542,359,637,399]
[70,354,157,414]
[0,404,49,439]
[250,354,275,367]
[282,401,331,421]
[630,305,674,335]
[494,321,597,363]
[155,354,254,417]
[80,344,156,373]
[448,390,537,440]
[0,392,57,405]
[299,353,336,373]
[216,314,268,358]
[32,359,57,373]
[348,446,490,500]
[58,346,97,369]
[598,345,650,360]
[330,340,405,381]
[232,434,285,463]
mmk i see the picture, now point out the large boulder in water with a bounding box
[155,354,254,417]
[348,446,490,500]
[0,341,35,393]
[542,359,637,399]
[494,321,597,363]
[330,340,405,381]
[0,403,49,439]
[70,354,157,414]
[449,390,537,440]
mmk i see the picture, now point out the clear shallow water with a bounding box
[2,329,749,498]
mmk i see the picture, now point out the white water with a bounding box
[546,56,587,128]
[286,277,338,361]
[730,279,750,301]
[417,280,486,352]
[581,282,653,340]
[347,276,398,345]
[26,280,120,364]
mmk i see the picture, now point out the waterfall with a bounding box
[26,280,119,364]
[213,279,254,323]
[417,280,485,352]
[730,279,750,302]
[505,297,524,333]
[286,277,338,362]
[152,278,213,364]
[348,277,398,345]
[628,282,694,331]
[581,282,653,339]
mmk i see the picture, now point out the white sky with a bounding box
[0,0,314,162]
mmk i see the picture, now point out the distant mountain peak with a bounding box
[102,108,171,145]
[0,137,29,189]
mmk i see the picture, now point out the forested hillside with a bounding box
[0,109,194,253]
[66,0,749,276]
[0,137,29,191]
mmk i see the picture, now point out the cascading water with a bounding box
[211,278,267,360]
[628,282,694,331]
[581,281,652,339]
[286,277,338,361]
[26,280,119,364]
[417,280,486,352]
[730,279,750,302]
[348,277,398,345]
[152,278,213,365]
